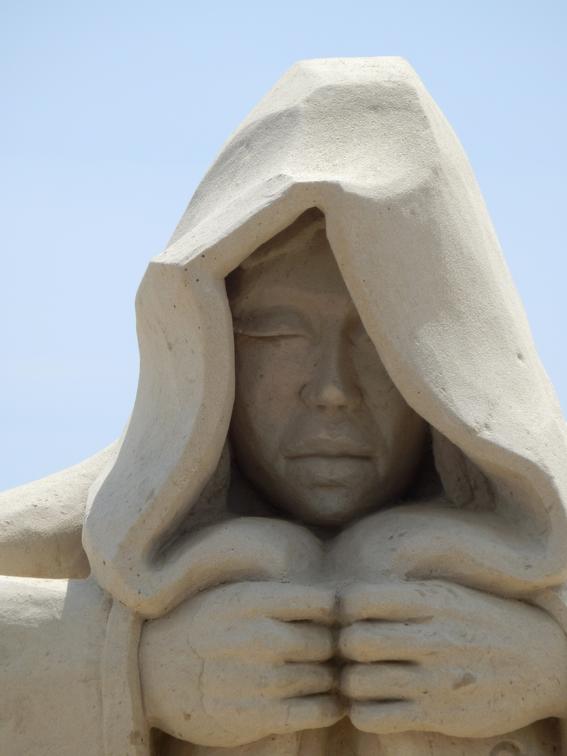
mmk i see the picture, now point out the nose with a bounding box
[300,339,362,411]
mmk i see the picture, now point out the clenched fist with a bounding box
[338,580,567,738]
[140,581,343,747]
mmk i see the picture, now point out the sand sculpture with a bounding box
[2,58,567,755]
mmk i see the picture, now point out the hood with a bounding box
[83,57,567,617]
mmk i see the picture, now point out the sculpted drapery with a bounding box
[2,57,567,755]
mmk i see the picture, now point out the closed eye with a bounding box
[233,307,312,340]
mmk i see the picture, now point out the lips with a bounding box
[283,437,374,459]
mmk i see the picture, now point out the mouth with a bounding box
[283,438,374,460]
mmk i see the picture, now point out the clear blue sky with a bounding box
[0,1,565,491]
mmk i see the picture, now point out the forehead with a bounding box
[227,212,353,314]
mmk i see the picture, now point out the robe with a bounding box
[3,56,567,756]
[0,452,563,755]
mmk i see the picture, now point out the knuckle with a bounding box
[339,587,366,620]
[338,627,359,658]
[311,627,335,657]
[349,703,374,731]
[306,694,343,723]
[339,624,371,660]
[340,664,363,697]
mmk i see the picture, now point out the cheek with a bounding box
[233,339,309,443]
[353,347,423,452]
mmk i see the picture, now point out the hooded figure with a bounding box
[1,58,567,756]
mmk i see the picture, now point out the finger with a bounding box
[206,619,335,662]
[202,582,336,624]
[229,619,336,661]
[340,581,461,624]
[271,694,345,734]
[349,701,423,734]
[339,622,444,662]
[269,663,337,698]
[273,621,336,662]
[268,585,337,624]
[340,663,422,701]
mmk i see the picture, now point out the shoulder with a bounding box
[0,443,118,578]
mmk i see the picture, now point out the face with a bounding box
[228,217,426,527]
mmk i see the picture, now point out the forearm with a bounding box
[0,576,111,755]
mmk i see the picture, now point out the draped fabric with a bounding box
[78,56,567,754]
[83,57,567,620]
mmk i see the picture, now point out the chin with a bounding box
[287,487,375,528]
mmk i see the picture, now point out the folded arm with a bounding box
[0,444,117,578]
